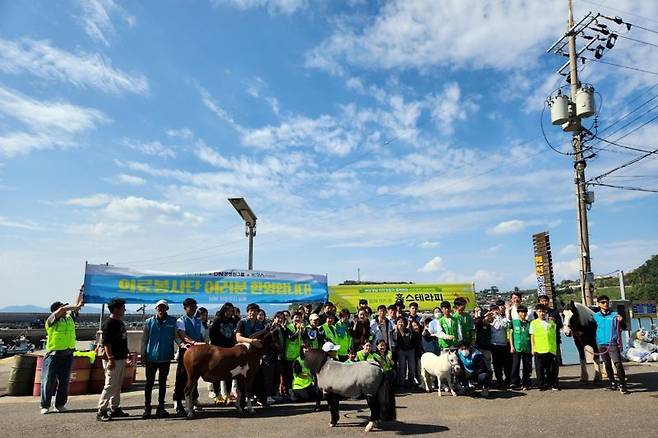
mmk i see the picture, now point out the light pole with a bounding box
[228,197,257,270]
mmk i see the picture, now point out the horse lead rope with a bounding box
[582,316,622,356]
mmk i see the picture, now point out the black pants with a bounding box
[282,360,294,393]
[490,344,512,386]
[262,356,280,397]
[534,353,557,388]
[511,352,533,387]
[144,362,171,409]
[173,348,198,404]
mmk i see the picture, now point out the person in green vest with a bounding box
[40,286,84,415]
[356,340,376,362]
[321,312,351,361]
[372,339,396,382]
[530,304,558,391]
[452,297,475,346]
[508,305,532,390]
[436,301,457,350]
[283,312,305,401]
[292,344,320,408]
[304,313,324,350]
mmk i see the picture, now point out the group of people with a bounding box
[37,289,630,421]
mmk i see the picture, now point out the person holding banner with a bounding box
[173,298,205,416]
[141,300,177,418]
[39,286,84,415]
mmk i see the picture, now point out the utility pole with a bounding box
[619,270,626,300]
[567,0,594,306]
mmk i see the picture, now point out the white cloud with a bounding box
[553,258,581,281]
[473,269,504,286]
[305,0,566,75]
[0,86,108,157]
[429,82,479,135]
[115,174,146,185]
[212,0,308,15]
[123,139,176,159]
[76,0,135,47]
[66,193,113,207]
[419,240,440,248]
[0,38,148,95]
[0,86,106,134]
[488,219,526,235]
[418,256,443,273]
[0,216,45,231]
[199,88,243,131]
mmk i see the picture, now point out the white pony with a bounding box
[420,351,460,397]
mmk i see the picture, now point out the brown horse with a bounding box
[183,327,275,418]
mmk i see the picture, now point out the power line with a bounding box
[594,135,658,155]
[615,33,658,49]
[589,182,658,193]
[589,146,658,182]
[596,85,658,136]
[582,0,658,26]
[584,57,658,76]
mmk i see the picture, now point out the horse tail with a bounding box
[377,376,397,421]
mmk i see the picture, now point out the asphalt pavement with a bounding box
[0,363,656,437]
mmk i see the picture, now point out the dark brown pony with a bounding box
[183,327,275,417]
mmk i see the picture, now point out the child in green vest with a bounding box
[508,305,532,390]
[530,304,558,391]
[292,345,321,409]
[345,348,357,364]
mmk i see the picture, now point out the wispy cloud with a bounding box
[0,38,148,95]
[0,216,45,231]
[123,138,176,159]
[0,85,108,157]
[212,0,309,15]
[75,0,136,47]
[418,240,440,249]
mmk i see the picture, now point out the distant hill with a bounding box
[0,304,102,314]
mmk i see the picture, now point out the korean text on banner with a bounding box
[83,264,328,305]
[329,283,476,312]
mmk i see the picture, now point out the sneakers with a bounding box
[288,389,297,402]
[551,386,560,391]
[605,382,619,391]
[521,386,529,391]
[619,386,630,395]
[54,405,67,413]
[40,408,49,415]
[509,384,520,390]
[266,396,276,405]
[175,407,187,417]
[142,408,152,419]
[208,391,216,399]
[155,407,170,418]
[96,411,112,422]
[481,389,490,398]
[110,408,130,418]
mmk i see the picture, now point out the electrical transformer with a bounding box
[549,92,570,125]
[576,85,596,118]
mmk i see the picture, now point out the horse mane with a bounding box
[251,327,271,339]
[572,302,595,327]
[304,349,328,373]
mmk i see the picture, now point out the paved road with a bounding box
[1,363,656,437]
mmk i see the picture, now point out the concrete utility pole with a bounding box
[619,270,626,300]
[567,0,594,306]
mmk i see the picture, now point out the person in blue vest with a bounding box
[594,295,629,394]
[173,298,205,416]
[141,300,177,418]
[40,286,84,414]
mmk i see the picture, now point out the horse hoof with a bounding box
[364,421,375,432]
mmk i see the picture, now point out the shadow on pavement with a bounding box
[383,421,450,435]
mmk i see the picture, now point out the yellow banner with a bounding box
[329,283,476,312]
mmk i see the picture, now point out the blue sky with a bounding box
[1,0,657,308]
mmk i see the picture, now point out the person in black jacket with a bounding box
[208,303,236,403]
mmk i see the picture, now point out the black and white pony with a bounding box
[562,301,603,382]
[304,350,396,433]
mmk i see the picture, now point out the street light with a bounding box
[228,197,257,270]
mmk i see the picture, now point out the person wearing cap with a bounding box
[97,298,129,421]
[304,313,324,350]
[322,341,341,358]
[235,303,267,406]
[173,297,205,416]
[141,300,177,418]
[40,286,84,414]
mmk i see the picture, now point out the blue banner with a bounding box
[83,264,328,305]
